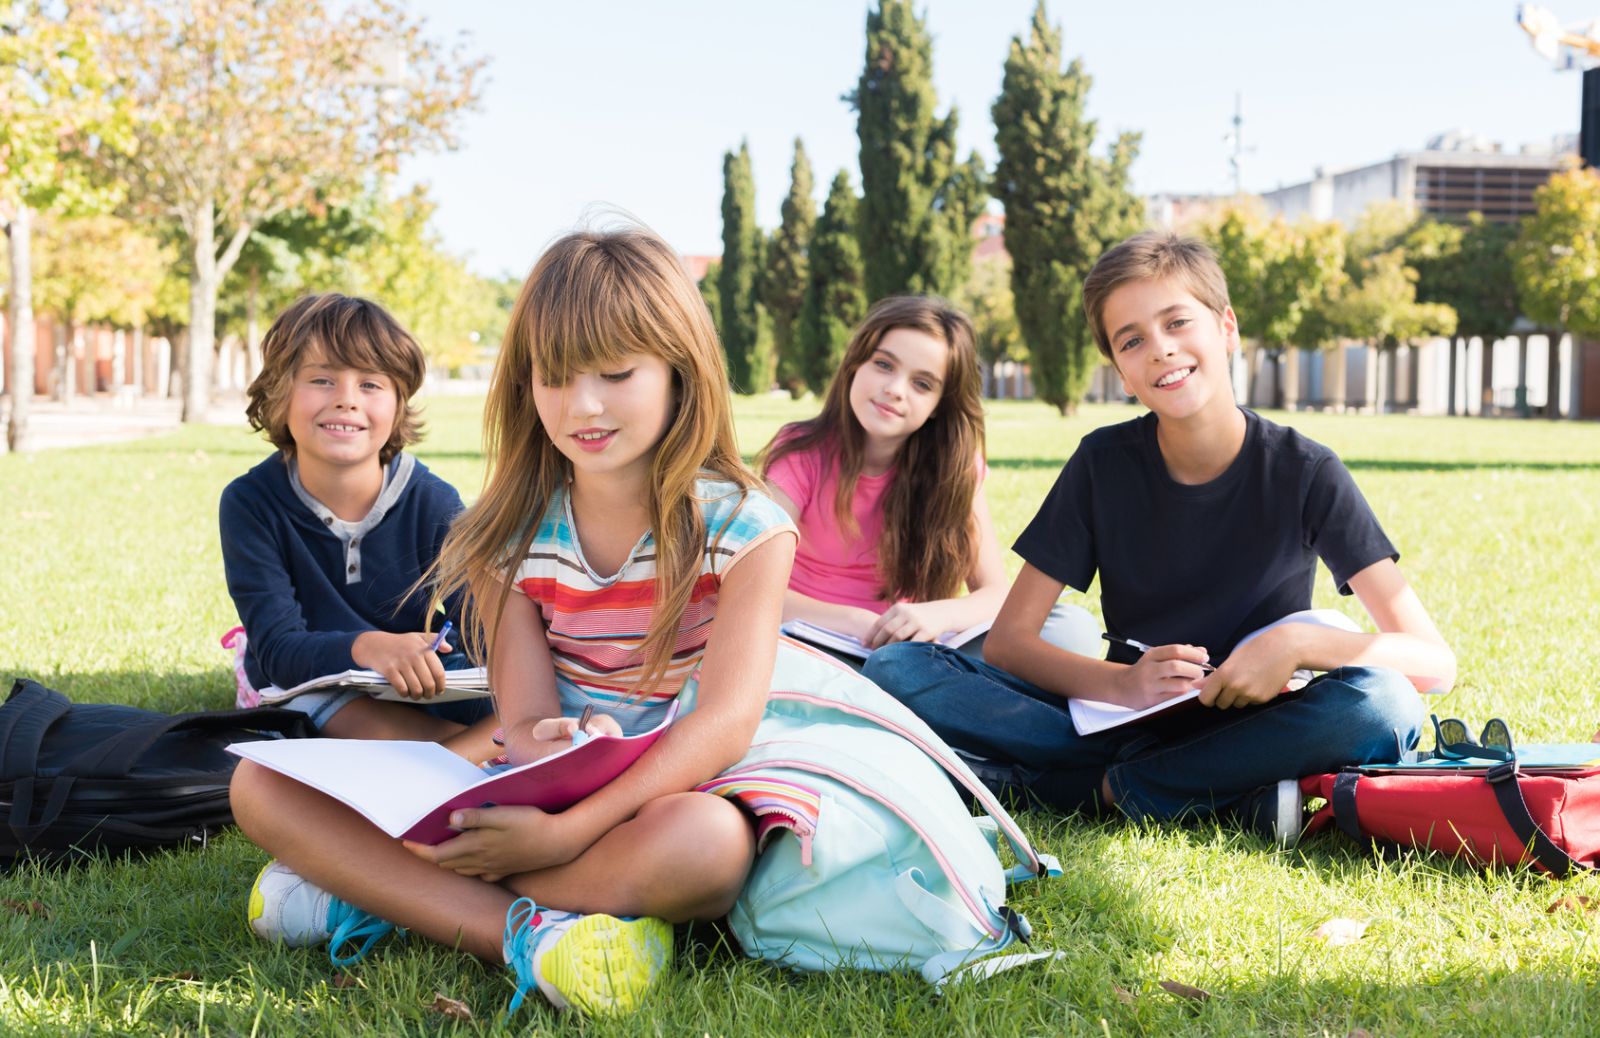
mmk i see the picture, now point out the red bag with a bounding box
[1302,762,1600,876]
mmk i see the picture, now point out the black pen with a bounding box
[1102,633,1216,674]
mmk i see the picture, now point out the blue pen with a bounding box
[430,620,454,653]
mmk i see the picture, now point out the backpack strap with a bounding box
[1331,771,1366,843]
[1485,762,1593,877]
[765,690,1062,883]
[7,775,78,847]
[61,707,314,779]
[0,680,73,781]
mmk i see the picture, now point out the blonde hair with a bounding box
[244,293,426,464]
[758,295,984,603]
[430,227,757,697]
[1081,231,1231,361]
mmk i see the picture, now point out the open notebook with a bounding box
[780,619,991,660]
[228,703,676,844]
[1069,609,1364,736]
[256,666,491,706]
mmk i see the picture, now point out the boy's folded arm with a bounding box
[1288,558,1456,695]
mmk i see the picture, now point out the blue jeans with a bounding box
[862,643,1424,822]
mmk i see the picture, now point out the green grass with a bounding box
[4,396,1600,1036]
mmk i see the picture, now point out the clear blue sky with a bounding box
[402,0,1576,278]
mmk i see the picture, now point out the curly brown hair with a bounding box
[244,293,427,464]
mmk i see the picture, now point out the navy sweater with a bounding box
[219,453,464,690]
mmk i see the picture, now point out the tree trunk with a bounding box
[1515,334,1530,418]
[246,266,262,384]
[1478,337,1494,415]
[52,320,73,404]
[185,203,218,422]
[169,328,186,399]
[1446,336,1459,416]
[6,205,37,452]
[133,326,147,395]
[1327,343,1347,412]
[1281,347,1300,411]
[1546,334,1562,419]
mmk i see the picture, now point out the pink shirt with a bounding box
[767,443,894,612]
[766,439,987,614]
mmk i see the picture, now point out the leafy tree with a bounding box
[92,0,484,421]
[852,0,986,300]
[718,141,770,392]
[320,186,503,370]
[1320,206,1456,411]
[1,3,127,451]
[698,260,722,341]
[1512,167,1600,336]
[31,213,169,401]
[1408,214,1519,414]
[991,0,1141,414]
[954,255,1023,379]
[766,139,816,398]
[1206,204,1343,350]
[797,171,866,395]
[219,198,378,377]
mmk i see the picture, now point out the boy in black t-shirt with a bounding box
[864,232,1456,846]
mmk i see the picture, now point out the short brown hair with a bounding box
[245,293,427,464]
[1081,231,1231,361]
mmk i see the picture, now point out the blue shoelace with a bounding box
[326,897,398,968]
[503,897,544,1015]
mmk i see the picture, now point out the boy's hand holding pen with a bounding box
[1103,632,1215,710]
[1102,633,1216,674]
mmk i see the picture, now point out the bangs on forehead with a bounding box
[526,254,674,384]
[299,310,396,377]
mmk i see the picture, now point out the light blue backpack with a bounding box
[689,640,1062,987]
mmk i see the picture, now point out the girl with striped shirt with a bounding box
[230,227,798,1016]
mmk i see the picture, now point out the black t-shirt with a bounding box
[1014,409,1396,664]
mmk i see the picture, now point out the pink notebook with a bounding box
[228,703,677,844]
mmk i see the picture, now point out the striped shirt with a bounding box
[511,478,796,728]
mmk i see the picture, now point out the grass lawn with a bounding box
[3,394,1599,1036]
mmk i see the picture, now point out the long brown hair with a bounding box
[758,295,984,603]
[430,227,756,696]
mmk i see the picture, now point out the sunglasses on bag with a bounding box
[1430,714,1516,762]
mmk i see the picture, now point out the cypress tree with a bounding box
[853,0,986,301]
[766,138,816,397]
[992,1,1141,414]
[718,141,771,392]
[798,171,867,395]
[698,260,722,339]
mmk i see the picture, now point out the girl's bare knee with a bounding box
[229,760,283,840]
[637,793,754,919]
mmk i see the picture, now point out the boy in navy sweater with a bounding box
[221,293,491,745]
[866,232,1456,846]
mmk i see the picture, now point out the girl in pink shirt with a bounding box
[760,296,1009,649]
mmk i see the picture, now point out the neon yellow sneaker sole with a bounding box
[539,913,672,1015]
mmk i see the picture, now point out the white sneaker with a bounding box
[246,860,397,966]
[502,897,671,1015]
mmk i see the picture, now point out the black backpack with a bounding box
[0,678,316,867]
